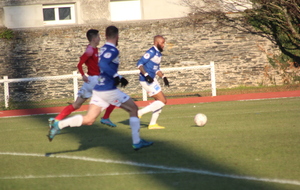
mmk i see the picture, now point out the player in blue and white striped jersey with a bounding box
[48,26,153,151]
[137,35,170,129]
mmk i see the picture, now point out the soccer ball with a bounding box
[194,113,207,127]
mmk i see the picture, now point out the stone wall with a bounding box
[0,16,290,104]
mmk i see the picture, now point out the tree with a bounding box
[245,0,300,67]
[181,0,300,68]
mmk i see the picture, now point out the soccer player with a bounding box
[48,29,117,127]
[137,35,169,129]
[48,26,153,150]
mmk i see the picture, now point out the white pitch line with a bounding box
[1,152,300,186]
[238,97,291,102]
[0,171,180,180]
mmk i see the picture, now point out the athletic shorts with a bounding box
[140,78,162,97]
[77,75,99,99]
[89,89,130,111]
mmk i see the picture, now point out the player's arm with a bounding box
[137,50,155,83]
[138,64,154,83]
[137,65,147,76]
[77,47,93,83]
[157,70,169,87]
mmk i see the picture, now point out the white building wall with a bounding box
[141,0,189,20]
[110,0,141,21]
[4,5,44,28]
[0,8,4,27]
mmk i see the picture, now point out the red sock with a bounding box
[55,104,76,120]
[102,104,116,119]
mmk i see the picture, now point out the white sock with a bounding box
[58,115,83,129]
[149,109,162,125]
[139,100,165,116]
[129,117,141,144]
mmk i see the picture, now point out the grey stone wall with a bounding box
[0,16,294,104]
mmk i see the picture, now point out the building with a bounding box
[0,0,190,29]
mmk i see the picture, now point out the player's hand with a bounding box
[163,77,169,87]
[114,76,120,86]
[82,75,89,83]
[144,73,154,83]
[120,77,128,87]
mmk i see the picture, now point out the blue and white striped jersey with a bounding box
[94,42,120,91]
[137,46,162,82]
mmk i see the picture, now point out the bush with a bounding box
[0,28,14,39]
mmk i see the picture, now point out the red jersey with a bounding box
[77,45,100,76]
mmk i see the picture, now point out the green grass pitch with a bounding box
[0,97,299,190]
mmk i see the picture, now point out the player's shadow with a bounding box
[45,125,112,156]
[45,118,151,156]
[43,115,281,190]
[116,118,149,128]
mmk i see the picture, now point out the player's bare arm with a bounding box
[138,65,147,75]
[156,70,164,78]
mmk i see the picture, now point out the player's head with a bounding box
[86,29,100,45]
[105,25,119,46]
[154,35,165,52]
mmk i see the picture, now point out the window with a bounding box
[43,4,75,25]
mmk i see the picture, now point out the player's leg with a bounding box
[119,98,153,150]
[72,89,108,126]
[147,91,167,129]
[48,90,106,142]
[138,94,166,116]
[57,97,87,120]
[81,104,103,125]
[118,97,140,143]
[59,104,102,128]
[105,89,152,150]
[138,80,166,117]
[100,104,117,127]
[102,104,116,119]
[48,104,102,142]
[48,77,95,126]
[48,97,87,129]
[138,80,166,129]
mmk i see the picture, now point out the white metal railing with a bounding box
[0,71,81,108]
[0,61,216,108]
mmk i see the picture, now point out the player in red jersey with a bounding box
[49,29,117,127]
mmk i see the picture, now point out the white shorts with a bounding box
[89,89,130,111]
[77,76,99,99]
[140,78,162,97]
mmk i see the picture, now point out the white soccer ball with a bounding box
[194,113,207,127]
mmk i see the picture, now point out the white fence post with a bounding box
[3,76,9,108]
[210,61,217,96]
[73,71,78,101]
[142,88,147,101]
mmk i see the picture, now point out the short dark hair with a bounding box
[86,29,99,42]
[105,26,119,39]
